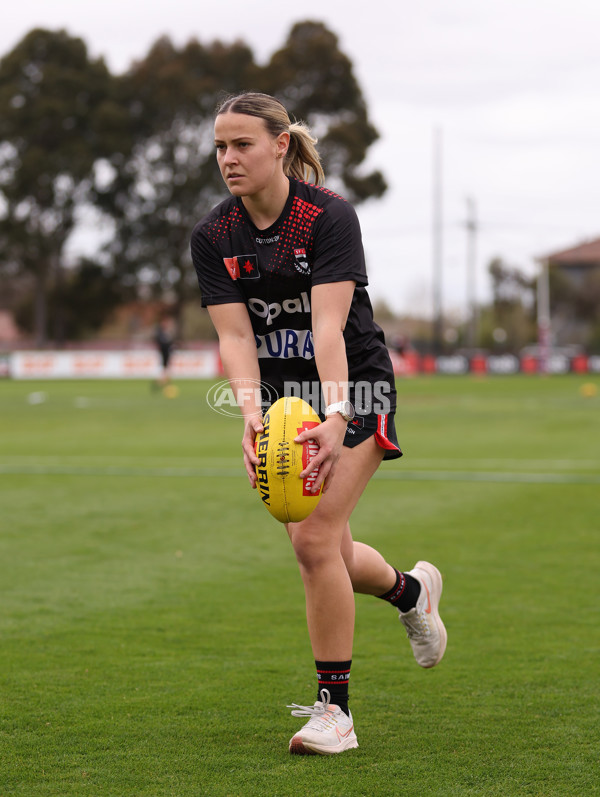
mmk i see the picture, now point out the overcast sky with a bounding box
[2,0,600,318]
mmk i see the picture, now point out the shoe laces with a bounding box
[287,688,337,729]
[401,606,431,640]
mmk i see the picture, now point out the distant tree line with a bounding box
[378,255,599,355]
[479,257,600,352]
[0,22,386,346]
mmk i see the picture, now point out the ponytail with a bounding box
[285,121,324,185]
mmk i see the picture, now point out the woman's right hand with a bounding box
[242,414,264,488]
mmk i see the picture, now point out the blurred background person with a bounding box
[154,313,178,391]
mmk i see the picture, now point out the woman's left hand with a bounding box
[294,414,348,494]
[242,414,264,488]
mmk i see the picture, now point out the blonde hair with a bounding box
[216,92,324,185]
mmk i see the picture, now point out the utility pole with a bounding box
[432,127,443,353]
[465,197,478,349]
[537,258,551,374]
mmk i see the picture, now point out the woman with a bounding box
[153,313,177,390]
[191,92,447,755]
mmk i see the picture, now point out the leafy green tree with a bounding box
[97,35,259,311]
[105,21,385,311]
[480,258,536,351]
[14,258,127,340]
[264,21,386,203]
[0,22,386,342]
[0,28,131,345]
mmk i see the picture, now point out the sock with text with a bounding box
[377,568,421,613]
[315,660,351,717]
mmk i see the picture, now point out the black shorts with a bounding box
[315,378,402,460]
[342,409,402,460]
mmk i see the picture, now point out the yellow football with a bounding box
[254,396,322,523]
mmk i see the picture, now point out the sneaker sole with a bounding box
[413,560,447,668]
[289,734,359,755]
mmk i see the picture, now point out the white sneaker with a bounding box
[287,689,358,755]
[399,560,447,668]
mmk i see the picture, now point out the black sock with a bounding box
[377,568,421,613]
[315,660,351,717]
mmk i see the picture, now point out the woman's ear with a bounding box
[276,131,290,159]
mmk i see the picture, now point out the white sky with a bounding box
[2,0,600,317]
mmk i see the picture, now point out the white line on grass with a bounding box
[375,470,600,484]
[405,458,600,471]
[1,463,599,484]
[4,455,599,470]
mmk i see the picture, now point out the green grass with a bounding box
[1,375,599,796]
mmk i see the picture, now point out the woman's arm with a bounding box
[296,280,356,492]
[207,303,263,487]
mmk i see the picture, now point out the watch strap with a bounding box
[325,401,354,421]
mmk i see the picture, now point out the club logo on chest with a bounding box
[293,248,310,275]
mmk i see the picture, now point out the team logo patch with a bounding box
[345,416,364,436]
[223,254,259,280]
[293,248,311,275]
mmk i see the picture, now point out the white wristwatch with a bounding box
[325,400,355,422]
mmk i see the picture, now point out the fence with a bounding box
[2,347,599,379]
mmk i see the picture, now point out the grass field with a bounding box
[1,375,599,797]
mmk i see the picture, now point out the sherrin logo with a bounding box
[256,410,271,507]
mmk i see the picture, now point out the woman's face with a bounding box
[214,112,289,199]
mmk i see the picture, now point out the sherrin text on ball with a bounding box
[255,396,322,523]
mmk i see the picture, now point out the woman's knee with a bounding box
[288,521,340,571]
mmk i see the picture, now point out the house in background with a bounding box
[541,237,600,348]
[547,237,600,285]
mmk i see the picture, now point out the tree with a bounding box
[98,35,259,310]
[0,22,387,341]
[0,28,131,345]
[104,21,386,311]
[481,258,536,351]
[263,21,386,203]
[14,258,127,340]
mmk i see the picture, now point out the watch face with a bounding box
[343,401,355,421]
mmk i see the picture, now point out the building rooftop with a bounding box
[543,237,600,267]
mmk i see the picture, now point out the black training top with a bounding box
[190,177,395,406]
